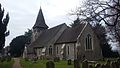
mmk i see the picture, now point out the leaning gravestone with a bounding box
[74,59,80,68]
[95,63,101,68]
[82,59,88,68]
[104,59,111,68]
[46,61,55,68]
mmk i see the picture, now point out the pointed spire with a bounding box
[33,7,48,30]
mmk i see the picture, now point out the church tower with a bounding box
[32,7,48,42]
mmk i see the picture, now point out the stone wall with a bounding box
[55,43,75,60]
[78,23,102,60]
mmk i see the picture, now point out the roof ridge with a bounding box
[48,23,67,29]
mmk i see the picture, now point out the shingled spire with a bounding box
[33,7,48,30]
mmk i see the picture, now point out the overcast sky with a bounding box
[0,0,82,46]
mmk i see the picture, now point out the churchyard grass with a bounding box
[55,60,74,68]
[20,59,46,68]
[0,59,14,68]
[20,58,120,68]
[20,59,74,68]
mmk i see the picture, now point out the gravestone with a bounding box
[114,61,119,68]
[101,64,106,68]
[74,59,80,68]
[89,64,93,68]
[105,59,110,68]
[82,59,88,68]
[95,63,101,68]
[111,61,116,68]
[46,61,55,68]
[117,58,120,67]
[67,59,72,65]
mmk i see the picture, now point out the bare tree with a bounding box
[71,0,120,45]
[72,0,120,25]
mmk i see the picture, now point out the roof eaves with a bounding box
[55,41,77,45]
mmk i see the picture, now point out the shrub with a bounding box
[24,58,29,61]
[32,56,38,63]
[6,56,11,62]
[0,57,6,62]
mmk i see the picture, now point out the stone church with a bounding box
[26,8,103,60]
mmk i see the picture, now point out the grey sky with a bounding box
[0,0,82,46]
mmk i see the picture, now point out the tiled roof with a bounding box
[31,23,67,48]
[55,23,86,44]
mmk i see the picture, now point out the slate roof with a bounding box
[33,8,48,29]
[31,23,67,48]
[55,23,86,44]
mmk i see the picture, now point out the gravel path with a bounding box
[12,58,23,68]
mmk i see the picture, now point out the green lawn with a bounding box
[55,61,73,68]
[20,58,120,68]
[20,59,74,68]
[0,60,14,68]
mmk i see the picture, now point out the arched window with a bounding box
[85,34,92,50]
[67,46,69,55]
[56,46,59,54]
[49,46,52,55]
